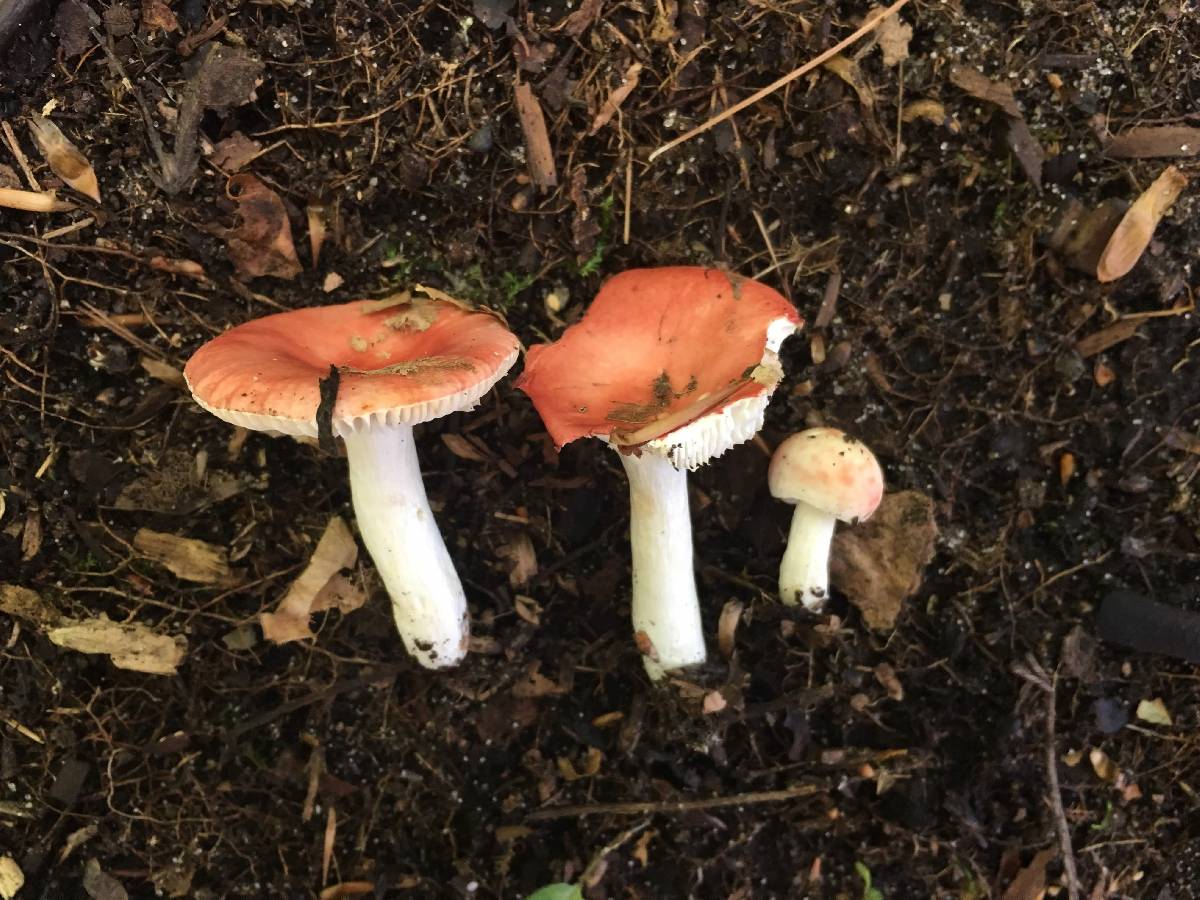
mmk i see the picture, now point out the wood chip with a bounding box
[514,81,557,189]
[441,433,490,462]
[589,62,643,135]
[140,356,185,388]
[1073,318,1140,358]
[949,65,1020,117]
[0,584,62,628]
[1096,164,1188,282]
[318,883,375,900]
[49,615,187,675]
[261,516,361,644]
[1104,125,1200,159]
[134,528,234,584]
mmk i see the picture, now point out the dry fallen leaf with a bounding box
[49,615,186,675]
[497,532,538,587]
[0,583,63,628]
[1104,125,1200,159]
[140,356,185,388]
[557,747,603,781]
[0,856,24,900]
[510,661,567,698]
[824,54,876,112]
[1097,164,1188,282]
[1135,697,1173,726]
[829,490,938,631]
[874,8,911,66]
[208,131,261,172]
[223,173,302,280]
[949,65,1021,117]
[140,0,178,32]
[1000,848,1056,900]
[441,433,490,462]
[27,114,100,202]
[589,62,643,135]
[557,0,602,36]
[134,528,234,584]
[261,516,360,644]
[82,857,128,900]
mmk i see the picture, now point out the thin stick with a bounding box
[1,120,38,189]
[0,187,73,212]
[623,149,633,245]
[1013,656,1080,900]
[526,783,823,821]
[648,0,913,162]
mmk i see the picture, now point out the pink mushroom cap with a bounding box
[768,427,884,523]
[516,267,800,468]
[184,295,520,437]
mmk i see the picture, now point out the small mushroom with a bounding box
[518,267,800,678]
[768,427,883,610]
[184,294,519,668]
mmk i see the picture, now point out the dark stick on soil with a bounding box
[1096,590,1200,663]
[525,783,824,821]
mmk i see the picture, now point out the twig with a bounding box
[648,0,913,162]
[1013,655,1080,900]
[526,783,823,821]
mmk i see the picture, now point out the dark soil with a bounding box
[3,1,1200,897]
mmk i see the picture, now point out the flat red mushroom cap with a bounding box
[184,297,520,436]
[516,267,800,457]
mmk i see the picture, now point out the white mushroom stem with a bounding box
[617,450,707,679]
[342,424,467,668]
[778,502,838,611]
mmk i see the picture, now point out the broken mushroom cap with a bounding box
[517,266,800,677]
[184,294,520,669]
[768,427,884,523]
[517,266,801,468]
[184,294,519,435]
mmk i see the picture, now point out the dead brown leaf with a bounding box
[27,114,100,202]
[223,173,302,280]
[589,62,643,135]
[511,661,567,698]
[134,528,234,584]
[558,0,602,36]
[1074,318,1141,358]
[441,433,490,462]
[1001,848,1056,900]
[949,65,1020,117]
[829,490,937,631]
[824,54,876,112]
[0,856,24,900]
[208,131,262,172]
[140,0,178,32]
[261,516,359,644]
[1104,125,1200,159]
[497,532,538,587]
[319,883,375,900]
[49,615,186,675]
[557,747,603,781]
[513,81,557,189]
[874,7,911,66]
[1006,118,1045,190]
[1097,164,1189,282]
[0,584,61,628]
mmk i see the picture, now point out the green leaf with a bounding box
[854,862,872,890]
[527,884,583,900]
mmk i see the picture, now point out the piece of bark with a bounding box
[514,81,557,189]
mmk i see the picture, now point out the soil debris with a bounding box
[829,490,937,630]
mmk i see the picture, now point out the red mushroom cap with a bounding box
[768,428,884,523]
[184,295,520,437]
[516,267,800,467]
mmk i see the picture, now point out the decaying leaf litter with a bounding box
[2,1,1200,897]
